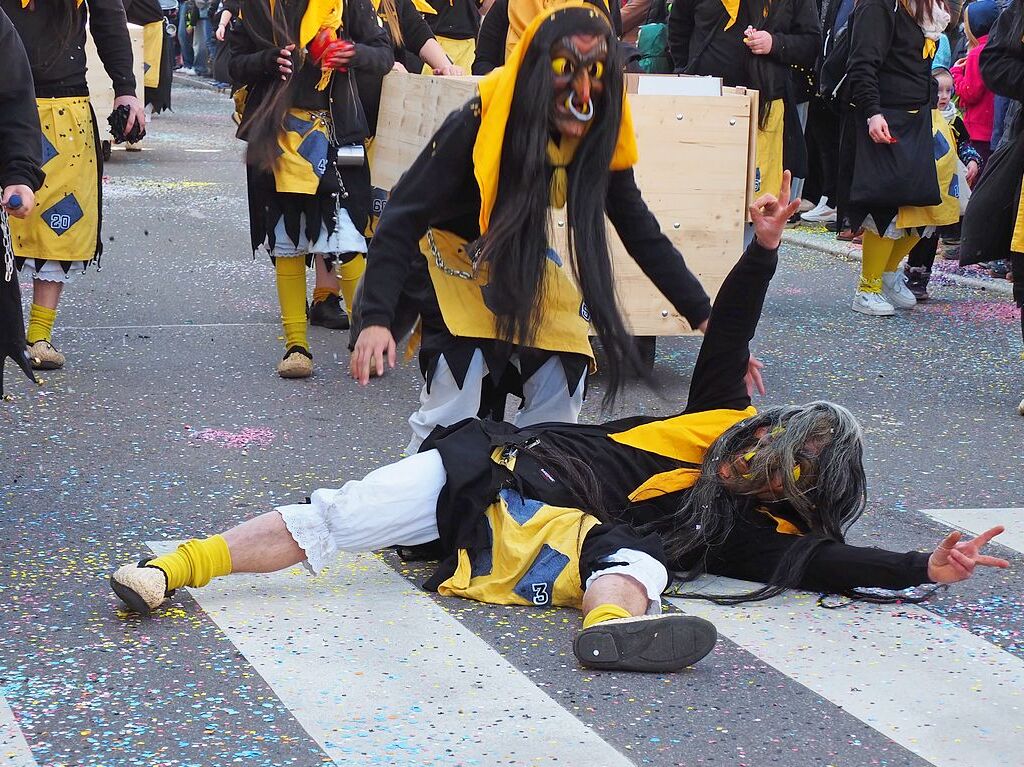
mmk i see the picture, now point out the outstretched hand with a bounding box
[749,170,801,250]
[745,353,766,397]
[927,526,1010,584]
[350,325,396,385]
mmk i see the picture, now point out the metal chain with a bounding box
[1,207,13,283]
[426,229,474,280]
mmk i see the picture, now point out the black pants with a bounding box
[803,98,841,208]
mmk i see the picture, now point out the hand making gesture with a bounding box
[749,169,802,251]
[927,526,1010,584]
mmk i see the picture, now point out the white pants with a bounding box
[276,448,667,610]
[406,349,587,454]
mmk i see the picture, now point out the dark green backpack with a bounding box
[635,0,673,74]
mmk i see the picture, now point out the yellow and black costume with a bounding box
[419,0,479,70]
[361,2,713,452]
[124,0,174,114]
[0,6,45,395]
[229,0,393,368]
[3,0,137,368]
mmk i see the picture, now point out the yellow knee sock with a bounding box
[311,286,338,304]
[859,231,895,293]
[26,303,57,345]
[885,234,921,273]
[275,257,309,352]
[338,255,366,312]
[146,535,233,590]
[582,603,632,629]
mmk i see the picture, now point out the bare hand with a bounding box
[1,185,35,218]
[966,160,980,187]
[927,526,1010,584]
[323,40,355,70]
[216,24,227,41]
[113,94,146,137]
[749,169,801,250]
[392,61,409,72]
[867,113,894,144]
[277,44,296,79]
[350,325,396,385]
[745,353,766,397]
[433,63,465,76]
[743,27,773,55]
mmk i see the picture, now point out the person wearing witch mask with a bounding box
[352,1,762,455]
[228,0,393,378]
[111,171,1009,673]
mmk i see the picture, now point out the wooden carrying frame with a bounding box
[371,73,757,336]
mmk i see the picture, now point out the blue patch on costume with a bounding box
[500,489,545,525]
[754,167,762,193]
[298,131,330,178]
[545,248,563,267]
[513,545,569,606]
[470,518,493,578]
[933,130,951,161]
[42,194,84,236]
[283,113,314,136]
[949,173,960,198]
[579,301,591,322]
[144,62,151,73]
[40,135,58,167]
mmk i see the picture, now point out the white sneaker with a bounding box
[801,198,838,223]
[179,67,196,75]
[881,271,917,309]
[852,290,896,316]
[1017,397,1024,416]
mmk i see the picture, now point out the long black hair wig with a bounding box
[477,6,645,405]
[24,0,83,72]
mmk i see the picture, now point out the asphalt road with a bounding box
[1,85,1022,767]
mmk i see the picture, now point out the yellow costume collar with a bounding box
[472,0,638,234]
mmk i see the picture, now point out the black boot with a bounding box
[904,265,931,301]
[309,293,350,330]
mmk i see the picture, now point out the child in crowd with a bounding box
[952,0,998,165]
[904,67,983,300]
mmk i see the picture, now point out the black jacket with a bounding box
[1,0,137,99]
[0,9,44,192]
[846,0,933,118]
[668,0,820,101]
[228,0,393,146]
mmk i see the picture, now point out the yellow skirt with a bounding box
[10,97,100,264]
[896,110,961,230]
[143,20,164,89]
[437,488,601,609]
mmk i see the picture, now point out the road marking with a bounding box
[920,508,1024,554]
[148,543,633,767]
[0,694,37,767]
[670,578,1024,767]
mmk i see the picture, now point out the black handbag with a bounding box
[849,107,941,208]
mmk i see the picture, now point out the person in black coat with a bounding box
[668,0,820,199]
[960,0,1024,414]
[0,7,45,397]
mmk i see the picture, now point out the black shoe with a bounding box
[904,265,931,301]
[573,614,718,672]
[309,293,350,330]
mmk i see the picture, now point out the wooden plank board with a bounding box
[371,72,755,336]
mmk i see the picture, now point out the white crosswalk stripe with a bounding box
[148,542,633,767]
[0,694,37,767]
[669,573,1024,767]
[919,508,1024,553]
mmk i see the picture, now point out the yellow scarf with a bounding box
[545,135,579,208]
[473,0,638,234]
[270,0,344,89]
[22,0,84,7]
